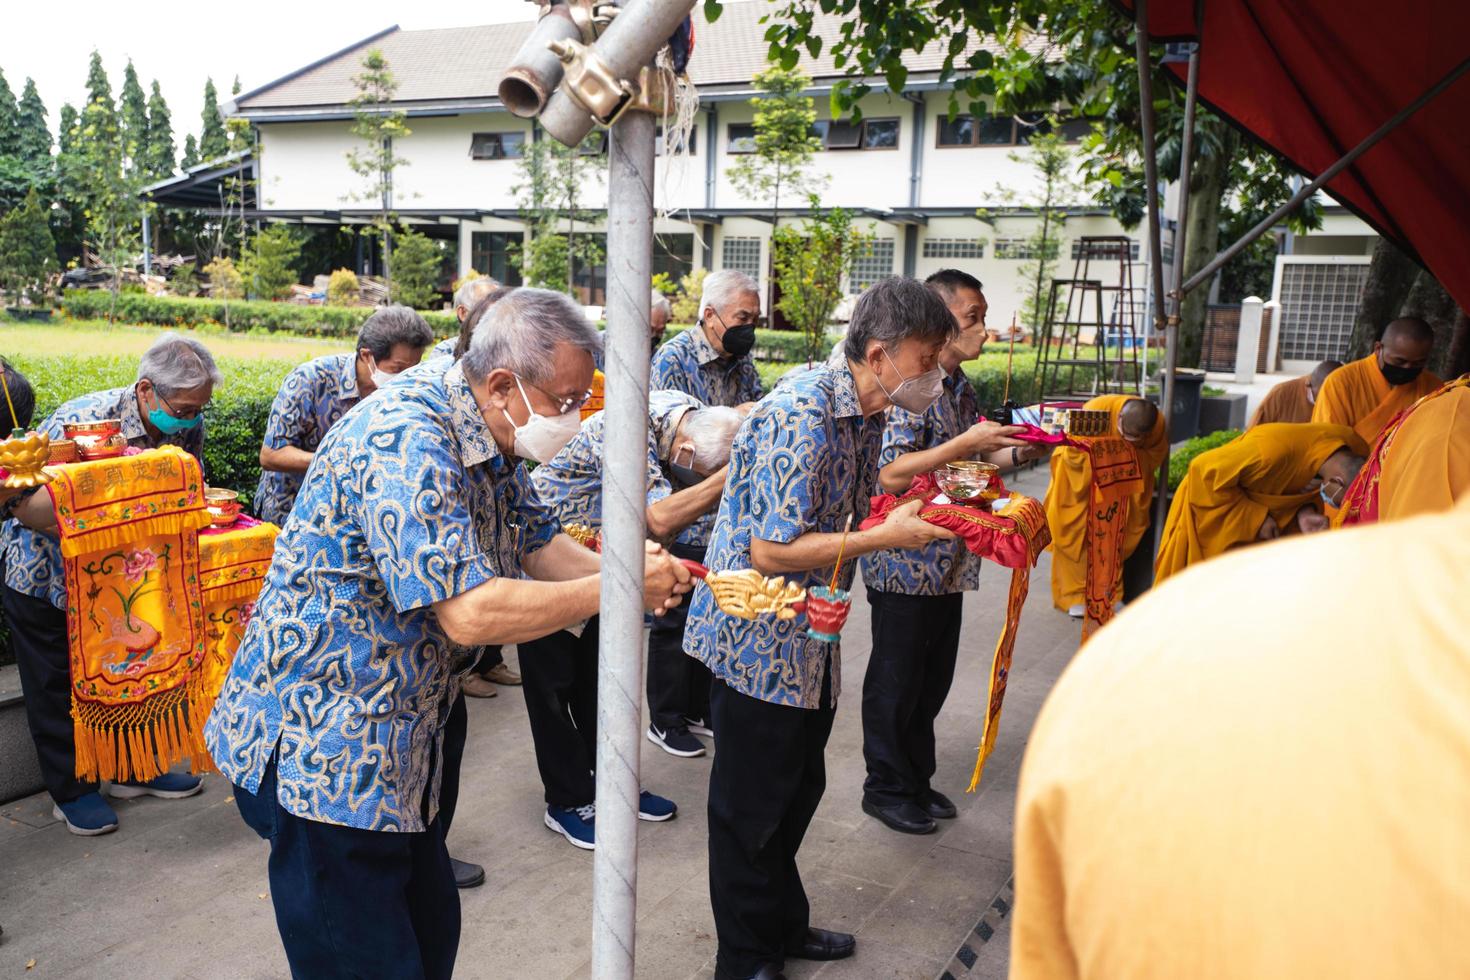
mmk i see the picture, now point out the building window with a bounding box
[470,132,526,160]
[1056,118,1093,143]
[938,113,1087,147]
[726,123,756,154]
[994,238,1060,261]
[571,232,608,305]
[470,232,524,286]
[1276,261,1370,362]
[849,239,895,293]
[1070,239,1140,260]
[861,118,900,149]
[821,117,898,151]
[653,233,695,283]
[721,236,762,279]
[655,125,697,157]
[922,238,985,259]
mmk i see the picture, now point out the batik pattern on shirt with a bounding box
[3,384,204,609]
[860,369,985,595]
[429,336,458,361]
[531,390,702,530]
[682,361,881,709]
[650,325,764,408]
[252,354,361,525]
[205,360,559,832]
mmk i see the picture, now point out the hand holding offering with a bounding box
[881,498,956,547]
[642,540,693,615]
[962,420,1027,455]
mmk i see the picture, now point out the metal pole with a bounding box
[142,211,153,276]
[1180,51,1470,296]
[593,107,655,980]
[1152,43,1200,548]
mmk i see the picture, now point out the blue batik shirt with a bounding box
[3,384,204,609]
[860,368,985,596]
[650,324,764,408]
[252,353,362,525]
[205,360,559,832]
[430,336,458,361]
[682,361,882,709]
[530,390,701,531]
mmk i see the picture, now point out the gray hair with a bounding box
[680,406,743,470]
[651,290,673,318]
[358,305,434,359]
[455,276,499,313]
[136,332,222,397]
[843,276,958,362]
[462,287,603,384]
[699,269,759,322]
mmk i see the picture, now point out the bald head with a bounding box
[1318,447,1367,499]
[1118,398,1160,443]
[1376,317,1434,385]
[1308,359,1342,398]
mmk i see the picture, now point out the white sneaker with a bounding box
[1067,604,1085,619]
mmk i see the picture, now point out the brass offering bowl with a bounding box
[64,419,126,461]
[0,430,54,488]
[935,468,986,503]
[205,487,241,527]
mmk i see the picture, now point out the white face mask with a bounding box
[502,376,581,463]
[368,357,399,390]
[876,346,945,415]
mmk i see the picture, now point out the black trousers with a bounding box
[438,691,467,835]
[861,589,964,808]
[518,619,600,807]
[707,672,835,977]
[469,644,504,677]
[4,586,97,804]
[647,541,712,730]
[234,759,460,980]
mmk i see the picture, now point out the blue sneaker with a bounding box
[52,792,119,836]
[545,803,596,850]
[108,772,203,800]
[638,790,677,823]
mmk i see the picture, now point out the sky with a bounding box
[0,0,538,152]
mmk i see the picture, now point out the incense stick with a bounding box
[0,359,18,431]
[828,513,853,594]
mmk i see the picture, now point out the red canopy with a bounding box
[1118,0,1470,314]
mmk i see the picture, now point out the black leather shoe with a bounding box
[786,926,856,961]
[714,964,786,980]
[451,856,486,889]
[863,798,937,835]
[920,788,958,820]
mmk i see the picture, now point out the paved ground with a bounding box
[0,466,1076,979]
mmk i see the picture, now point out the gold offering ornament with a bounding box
[0,361,53,489]
[701,568,806,621]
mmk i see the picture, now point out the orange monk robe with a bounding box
[1376,379,1470,522]
[1311,353,1441,443]
[1046,395,1168,610]
[1248,375,1313,428]
[1153,423,1368,584]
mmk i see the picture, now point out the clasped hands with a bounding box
[642,540,695,615]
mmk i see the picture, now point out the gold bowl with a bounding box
[47,439,79,465]
[64,419,126,461]
[205,488,241,527]
[0,430,54,488]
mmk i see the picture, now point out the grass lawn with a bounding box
[1,317,353,362]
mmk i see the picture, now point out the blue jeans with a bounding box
[233,760,460,980]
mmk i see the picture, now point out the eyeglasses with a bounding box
[517,375,592,416]
[156,389,210,420]
[714,310,766,329]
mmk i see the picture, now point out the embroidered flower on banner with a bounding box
[123,548,158,582]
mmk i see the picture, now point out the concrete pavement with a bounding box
[0,465,1079,979]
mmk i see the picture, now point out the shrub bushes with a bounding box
[59,289,456,338]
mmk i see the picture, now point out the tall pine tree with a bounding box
[83,51,115,127]
[0,68,18,156]
[16,80,51,173]
[57,103,78,154]
[180,133,199,169]
[52,103,85,263]
[199,78,229,162]
[144,81,175,179]
[118,61,149,176]
[227,75,250,153]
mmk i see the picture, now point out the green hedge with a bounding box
[59,290,457,339]
[1168,428,1242,490]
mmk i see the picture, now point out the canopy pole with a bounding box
[1181,51,1470,295]
[593,106,656,980]
[1151,42,1201,550]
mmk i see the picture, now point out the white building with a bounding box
[147,0,1378,347]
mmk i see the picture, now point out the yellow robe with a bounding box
[1012,496,1470,980]
[1153,423,1367,584]
[1046,395,1167,610]
[1247,375,1313,428]
[1310,353,1441,444]
[1376,378,1470,522]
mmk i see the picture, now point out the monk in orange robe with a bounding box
[1046,396,1166,616]
[1247,360,1341,428]
[1335,376,1470,527]
[1153,423,1368,584]
[1311,317,1441,442]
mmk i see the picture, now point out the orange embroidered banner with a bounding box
[1076,437,1144,641]
[50,447,212,782]
[862,474,1051,791]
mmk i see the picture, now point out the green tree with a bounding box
[772,196,873,363]
[118,61,149,175]
[511,230,571,294]
[83,51,115,128]
[0,68,18,157]
[180,133,199,170]
[0,187,58,304]
[15,79,52,173]
[227,76,251,153]
[344,49,411,289]
[240,225,303,299]
[390,227,444,309]
[144,82,175,179]
[727,65,823,228]
[510,132,604,298]
[199,78,229,162]
[64,69,143,320]
[52,102,85,261]
[1002,124,1079,334]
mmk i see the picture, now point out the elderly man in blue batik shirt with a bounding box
[428,275,502,362]
[4,333,220,837]
[651,268,765,408]
[525,390,741,848]
[684,276,991,980]
[254,305,433,524]
[858,269,1039,838]
[205,288,691,980]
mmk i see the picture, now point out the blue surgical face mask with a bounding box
[147,389,204,434]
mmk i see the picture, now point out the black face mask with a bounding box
[1378,355,1424,387]
[668,445,701,488]
[718,321,757,358]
